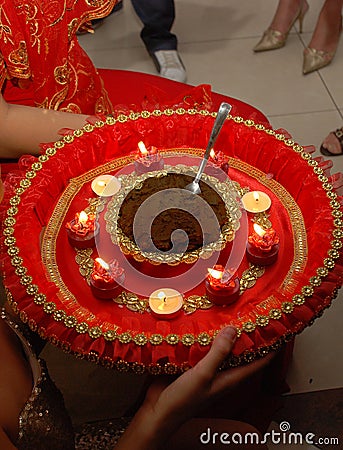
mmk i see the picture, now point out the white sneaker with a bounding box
[152,50,187,83]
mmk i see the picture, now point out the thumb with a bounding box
[196,327,237,376]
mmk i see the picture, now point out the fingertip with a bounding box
[220,326,237,343]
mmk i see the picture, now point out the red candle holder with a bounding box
[205,150,230,182]
[134,141,164,175]
[66,211,99,249]
[246,224,280,266]
[90,258,124,299]
[205,265,240,306]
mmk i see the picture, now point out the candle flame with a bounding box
[253,223,266,237]
[210,149,216,159]
[157,291,167,310]
[253,191,260,202]
[79,211,88,225]
[95,257,110,271]
[207,267,224,280]
[138,141,148,156]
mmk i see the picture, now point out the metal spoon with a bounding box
[186,102,232,194]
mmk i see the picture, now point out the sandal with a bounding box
[320,127,343,156]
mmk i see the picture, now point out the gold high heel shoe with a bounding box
[302,48,336,74]
[302,20,342,74]
[253,0,309,52]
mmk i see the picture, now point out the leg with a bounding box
[303,0,343,73]
[307,0,343,52]
[130,0,186,82]
[130,0,177,54]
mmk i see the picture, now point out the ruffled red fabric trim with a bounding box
[1,112,342,370]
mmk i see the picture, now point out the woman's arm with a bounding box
[0,94,90,158]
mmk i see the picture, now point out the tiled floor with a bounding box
[43,1,343,447]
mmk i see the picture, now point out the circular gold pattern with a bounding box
[118,332,132,344]
[197,332,211,346]
[333,229,343,238]
[129,112,140,121]
[11,255,23,266]
[255,124,265,130]
[4,236,16,246]
[301,285,314,296]
[63,135,74,144]
[3,227,15,236]
[133,334,148,346]
[43,302,56,314]
[292,294,305,305]
[83,124,95,133]
[244,119,255,127]
[64,316,78,328]
[181,334,195,346]
[309,276,322,287]
[269,309,282,320]
[7,207,19,216]
[150,334,163,345]
[4,217,16,227]
[281,302,294,314]
[242,321,256,333]
[256,315,269,326]
[75,322,89,334]
[103,330,117,341]
[166,334,179,345]
[147,364,162,375]
[317,267,329,277]
[15,266,27,276]
[331,200,341,210]
[26,285,38,295]
[95,120,105,128]
[46,146,58,155]
[164,363,179,375]
[9,196,21,206]
[88,326,102,339]
[106,116,116,125]
[332,210,343,218]
[140,110,151,119]
[328,249,340,259]
[324,258,335,269]
[132,362,146,374]
[53,310,66,321]
[74,129,84,137]
[34,293,46,305]
[333,218,343,228]
[8,246,19,256]
[318,175,329,183]
[116,360,130,372]
[20,275,32,286]
[332,239,343,249]
[32,162,43,171]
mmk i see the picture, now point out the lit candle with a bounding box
[205,149,230,181]
[241,191,271,213]
[66,210,99,249]
[205,265,240,306]
[134,141,164,175]
[246,223,280,266]
[149,288,183,319]
[90,257,124,299]
[91,175,121,197]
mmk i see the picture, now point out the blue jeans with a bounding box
[130,0,177,54]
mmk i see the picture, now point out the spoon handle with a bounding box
[194,102,232,183]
